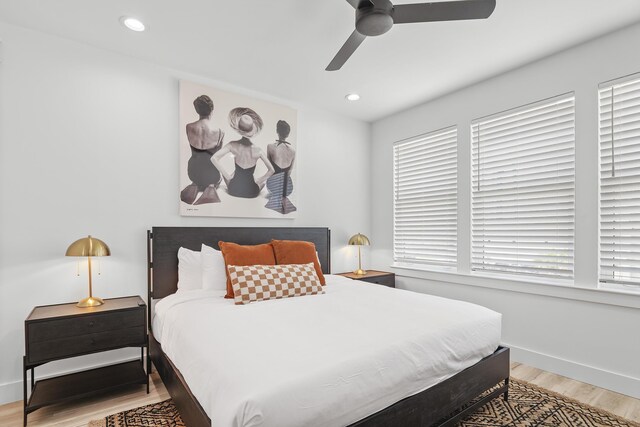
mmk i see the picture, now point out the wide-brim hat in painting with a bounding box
[229,107,263,138]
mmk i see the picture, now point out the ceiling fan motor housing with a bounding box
[356,1,394,36]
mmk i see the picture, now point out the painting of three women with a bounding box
[179,80,297,218]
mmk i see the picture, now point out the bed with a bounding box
[147,226,509,427]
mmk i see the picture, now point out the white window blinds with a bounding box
[471,94,576,279]
[393,126,457,268]
[599,74,640,287]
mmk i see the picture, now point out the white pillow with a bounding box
[201,244,227,291]
[177,247,202,292]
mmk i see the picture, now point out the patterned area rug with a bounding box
[458,379,639,427]
[88,379,639,427]
[88,399,185,427]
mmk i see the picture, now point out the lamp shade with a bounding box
[65,235,111,257]
[348,233,370,246]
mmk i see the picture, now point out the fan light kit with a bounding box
[345,93,361,101]
[327,0,496,71]
[120,16,146,32]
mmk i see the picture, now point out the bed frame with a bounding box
[147,226,509,427]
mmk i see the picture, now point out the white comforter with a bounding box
[153,275,501,427]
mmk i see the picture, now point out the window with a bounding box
[471,94,576,279]
[599,74,640,287]
[393,126,457,268]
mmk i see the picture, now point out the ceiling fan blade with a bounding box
[393,0,496,24]
[326,30,367,71]
[345,0,360,8]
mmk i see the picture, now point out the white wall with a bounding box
[371,22,640,398]
[0,22,371,403]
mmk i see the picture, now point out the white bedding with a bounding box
[153,274,501,427]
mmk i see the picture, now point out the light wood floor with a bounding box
[510,362,640,423]
[0,363,638,426]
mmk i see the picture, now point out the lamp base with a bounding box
[353,268,367,276]
[77,296,104,308]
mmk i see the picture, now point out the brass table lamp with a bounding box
[66,235,111,307]
[348,233,370,275]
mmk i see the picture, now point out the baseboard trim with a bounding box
[506,342,640,399]
[0,356,140,405]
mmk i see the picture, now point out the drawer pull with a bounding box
[88,321,95,327]
[91,338,96,345]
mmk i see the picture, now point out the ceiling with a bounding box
[1,0,640,122]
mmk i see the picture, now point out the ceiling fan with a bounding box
[326,0,496,71]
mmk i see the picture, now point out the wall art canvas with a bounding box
[179,80,298,218]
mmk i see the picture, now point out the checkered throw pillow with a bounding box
[227,263,324,305]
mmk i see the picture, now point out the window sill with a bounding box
[390,263,640,309]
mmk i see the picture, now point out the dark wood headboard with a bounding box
[147,227,331,300]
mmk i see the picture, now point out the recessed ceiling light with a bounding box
[120,16,146,32]
[345,93,360,102]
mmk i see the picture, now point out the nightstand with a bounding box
[337,270,395,288]
[23,296,149,426]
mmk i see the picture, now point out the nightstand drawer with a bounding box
[28,326,146,364]
[28,309,144,342]
[361,275,395,287]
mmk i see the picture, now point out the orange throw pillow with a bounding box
[271,239,326,285]
[219,241,276,298]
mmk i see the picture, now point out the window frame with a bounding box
[392,125,459,271]
[469,93,577,281]
[598,72,640,291]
